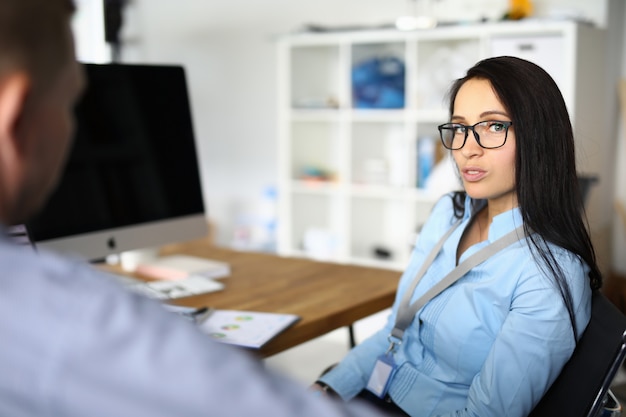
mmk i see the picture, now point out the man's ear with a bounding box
[0,73,31,221]
[0,72,30,155]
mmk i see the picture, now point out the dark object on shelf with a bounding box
[373,246,392,260]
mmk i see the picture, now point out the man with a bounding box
[0,1,382,416]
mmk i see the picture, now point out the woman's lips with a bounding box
[461,167,487,182]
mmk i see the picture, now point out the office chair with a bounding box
[578,175,599,208]
[528,291,626,417]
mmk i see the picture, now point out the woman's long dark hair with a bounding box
[446,56,601,341]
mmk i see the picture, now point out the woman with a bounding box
[312,56,601,417]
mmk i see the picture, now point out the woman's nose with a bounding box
[460,131,484,157]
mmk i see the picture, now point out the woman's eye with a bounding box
[489,122,505,132]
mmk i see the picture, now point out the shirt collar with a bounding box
[463,197,523,242]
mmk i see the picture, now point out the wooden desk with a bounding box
[155,238,400,357]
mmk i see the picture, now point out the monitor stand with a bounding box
[118,247,160,272]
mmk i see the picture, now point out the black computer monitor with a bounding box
[26,63,208,262]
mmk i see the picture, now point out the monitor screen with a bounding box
[26,63,208,261]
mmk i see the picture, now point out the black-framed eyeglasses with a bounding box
[437,120,513,150]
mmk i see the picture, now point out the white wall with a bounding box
[77,0,624,269]
[72,0,109,62]
[613,2,626,274]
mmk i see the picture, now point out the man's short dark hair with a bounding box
[0,0,75,93]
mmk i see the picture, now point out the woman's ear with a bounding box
[0,72,30,154]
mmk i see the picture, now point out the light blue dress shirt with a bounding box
[320,194,591,417]
[0,227,384,417]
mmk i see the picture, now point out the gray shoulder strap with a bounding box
[391,225,526,340]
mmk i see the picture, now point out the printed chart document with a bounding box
[198,310,300,349]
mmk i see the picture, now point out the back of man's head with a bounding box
[0,0,75,94]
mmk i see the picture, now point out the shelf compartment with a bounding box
[414,122,448,190]
[351,121,409,187]
[289,193,345,261]
[349,197,414,265]
[290,121,342,182]
[413,38,481,111]
[351,42,406,109]
[290,45,342,110]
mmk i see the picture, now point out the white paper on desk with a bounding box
[126,275,224,300]
[198,310,300,349]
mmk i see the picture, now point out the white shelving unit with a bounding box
[277,20,608,271]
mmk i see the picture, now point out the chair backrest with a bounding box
[529,291,626,417]
[578,175,599,207]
